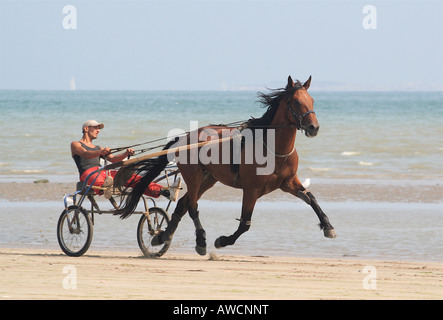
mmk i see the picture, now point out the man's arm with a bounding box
[106,148,135,163]
[71,141,110,159]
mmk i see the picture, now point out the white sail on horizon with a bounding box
[70,77,76,91]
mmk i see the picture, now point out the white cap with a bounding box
[82,120,104,130]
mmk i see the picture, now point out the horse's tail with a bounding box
[115,138,178,219]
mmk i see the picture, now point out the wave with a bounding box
[341,151,361,156]
[309,167,332,172]
[0,163,13,167]
[9,169,47,174]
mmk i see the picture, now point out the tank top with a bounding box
[73,142,102,177]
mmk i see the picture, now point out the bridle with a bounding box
[287,102,315,131]
[261,99,315,160]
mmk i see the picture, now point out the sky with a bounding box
[0,0,442,91]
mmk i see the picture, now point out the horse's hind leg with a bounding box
[151,193,189,246]
[153,168,217,255]
[188,206,205,255]
[152,163,205,247]
[281,175,336,238]
[189,171,217,255]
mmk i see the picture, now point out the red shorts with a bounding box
[80,166,163,197]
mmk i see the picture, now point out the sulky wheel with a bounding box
[137,207,170,258]
[57,205,93,257]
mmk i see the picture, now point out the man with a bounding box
[71,120,178,200]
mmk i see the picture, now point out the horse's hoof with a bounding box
[195,245,207,256]
[215,236,230,248]
[151,234,163,246]
[214,237,223,249]
[151,231,169,246]
[324,229,337,238]
[195,229,207,255]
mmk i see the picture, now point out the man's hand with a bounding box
[100,147,111,157]
[125,148,135,157]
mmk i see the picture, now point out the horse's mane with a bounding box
[247,80,303,127]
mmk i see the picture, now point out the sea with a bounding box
[0,90,442,261]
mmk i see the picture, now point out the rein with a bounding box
[110,105,314,157]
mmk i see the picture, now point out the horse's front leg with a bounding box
[215,192,258,249]
[281,175,336,238]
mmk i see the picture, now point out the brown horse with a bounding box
[116,76,336,255]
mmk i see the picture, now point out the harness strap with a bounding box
[297,189,311,205]
[236,218,252,226]
[263,140,295,160]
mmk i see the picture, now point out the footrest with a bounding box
[76,182,96,195]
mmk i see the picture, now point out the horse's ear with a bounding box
[286,76,295,89]
[303,76,312,90]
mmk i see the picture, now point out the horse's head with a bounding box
[286,76,319,137]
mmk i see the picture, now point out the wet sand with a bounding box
[1,179,442,203]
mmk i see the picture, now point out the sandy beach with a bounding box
[1,180,442,300]
[0,248,442,300]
